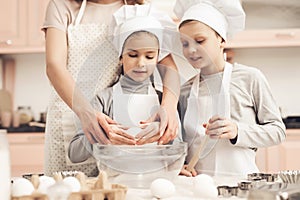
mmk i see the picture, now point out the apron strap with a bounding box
[189,62,233,98]
[190,74,200,98]
[221,62,233,93]
[113,81,122,93]
[75,0,87,26]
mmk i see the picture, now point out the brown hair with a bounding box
[179,19,224,42]
[74,0,145,5]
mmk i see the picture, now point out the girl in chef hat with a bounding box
[68,4,182,163]
[175,0,286,177]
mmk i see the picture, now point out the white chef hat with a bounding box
[113,4,164,57]
[174,0,245,41]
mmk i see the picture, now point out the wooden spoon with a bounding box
[186,135,210,172]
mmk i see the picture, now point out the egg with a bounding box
[193,174,218,198]
[11,178,35,197]
[193,182,218,199]
[37,176,56,194]
[194,174,214,185]
[46,181,72,200]
[126,127,142,136]
[62,177,81,192]
[150,178,175,199]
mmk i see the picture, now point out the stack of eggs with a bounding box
[11,171,127,200]
[11,174,81,198]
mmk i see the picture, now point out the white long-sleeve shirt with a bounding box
[179,63,286,175]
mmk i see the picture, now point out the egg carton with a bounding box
[11,171,127,200]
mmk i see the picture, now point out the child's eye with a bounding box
[146,55,154,59]
[128,54,137,57]
[196,40,204,44]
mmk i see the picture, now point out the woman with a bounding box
[42,0,179,176]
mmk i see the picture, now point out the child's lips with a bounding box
[189,56,202,62]
[133,70,147,73]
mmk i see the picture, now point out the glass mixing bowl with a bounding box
[92,142,187,188]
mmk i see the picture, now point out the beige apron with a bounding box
[112,81,160,128]
[45,0,120,176]
[183,63,258,177]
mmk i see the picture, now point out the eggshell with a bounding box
[37,176,56,194]
[11,178,35,197]
[62,177,81,192]
[150,178,175,199]
[126,127,142,136]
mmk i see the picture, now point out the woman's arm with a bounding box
[45,27,111,144]
[157,54,180,144]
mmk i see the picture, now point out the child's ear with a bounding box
[219,37,226,48]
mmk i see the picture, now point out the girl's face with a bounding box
[121,33,159,82]
[179,21,224,73]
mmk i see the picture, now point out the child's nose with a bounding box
[188,45,197,54]
[137,57,146,67]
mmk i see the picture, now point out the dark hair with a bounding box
[74,0,145,5]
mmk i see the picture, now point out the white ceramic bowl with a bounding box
[92,142,187,188]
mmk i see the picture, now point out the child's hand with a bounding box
[179,164,197,177]
[135,122,160,145]
[106,124,136,145]
[205,115,238,139]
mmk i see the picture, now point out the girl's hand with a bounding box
[105,123,136,145]
[205,115,238,139]
[179,164,197,177]
[135,122,160,145]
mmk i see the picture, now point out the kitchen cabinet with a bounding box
[226,29,300,48]
[226,0,300,49]
[0,0,48,54]
[27,0,49,48]
[7,132,44,177]
[256,129,300,173]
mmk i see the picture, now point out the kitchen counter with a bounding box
[126,176,247,200]
[1,124,45,133]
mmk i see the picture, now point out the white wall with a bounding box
[233,47,300,117]
[12,53,51,120]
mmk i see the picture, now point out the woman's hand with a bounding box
[76,109,112,144]
[135,122,160,145]
[77,109,135,145]
[158,105,179,144]
[179,164,197,177]
[140,105,178,145]
[205,115,238,139]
